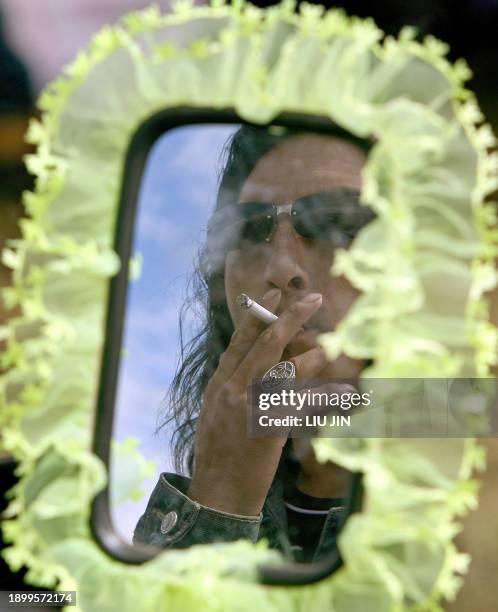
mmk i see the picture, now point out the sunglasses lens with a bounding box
[234,203,274,246]
[241,215,274,244]
[207,203,274,256]
[293,190,374,244]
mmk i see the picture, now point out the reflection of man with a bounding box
[134,125,373,562]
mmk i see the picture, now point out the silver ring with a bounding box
[261,361,296,391]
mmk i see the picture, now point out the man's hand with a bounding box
[187,289,331,516]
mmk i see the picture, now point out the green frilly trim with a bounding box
[1,1,497,610]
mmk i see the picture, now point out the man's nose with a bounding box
[264,216,310,292]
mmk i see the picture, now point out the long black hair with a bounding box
[160,123,370,474]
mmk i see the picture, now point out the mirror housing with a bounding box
[90,107,365,583]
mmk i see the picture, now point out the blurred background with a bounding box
[0,1,496,610]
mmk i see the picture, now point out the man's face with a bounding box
[224,133,367,378]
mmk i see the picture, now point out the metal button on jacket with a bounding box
[160,511,178,535]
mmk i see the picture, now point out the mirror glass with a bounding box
[110,122,374,564]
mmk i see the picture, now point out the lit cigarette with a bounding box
[236,293,278,324]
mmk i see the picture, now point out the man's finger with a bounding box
[232,293,323,386]
[212,288,281,384]
[290,346,329,380]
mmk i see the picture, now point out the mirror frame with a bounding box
[90,106,365,585]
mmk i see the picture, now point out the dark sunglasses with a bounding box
[207,188,375,262]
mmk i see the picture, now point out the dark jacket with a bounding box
[133,472,346,562]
